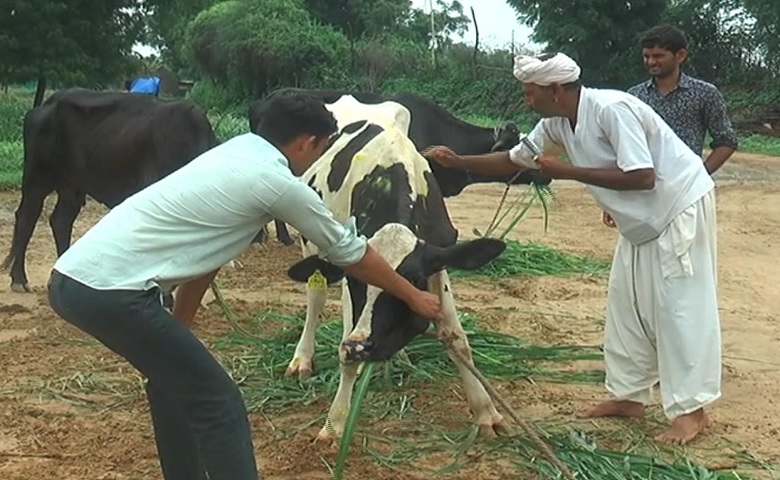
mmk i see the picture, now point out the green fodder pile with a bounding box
[209,309,605,414]
[206,306,753,480]
[449,239,611,279]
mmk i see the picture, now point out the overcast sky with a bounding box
[410,0,542,51]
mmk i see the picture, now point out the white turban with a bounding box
[513,52,581,86]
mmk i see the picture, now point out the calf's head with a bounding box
[286,223,505,363]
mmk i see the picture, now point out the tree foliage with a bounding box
[4,0,780,130]
[184,0,350,97]
[505,0,780,89]
[504,0,667,87]
[141,0,221,72]
[302,0,411,40]
[0,0,145,92]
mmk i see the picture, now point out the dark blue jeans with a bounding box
[47,270,259,480]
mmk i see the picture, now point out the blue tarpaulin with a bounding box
[129,76,161,95]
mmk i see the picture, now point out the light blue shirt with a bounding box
[53,133,367,292]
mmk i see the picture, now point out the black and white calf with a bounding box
[283,114,511,441]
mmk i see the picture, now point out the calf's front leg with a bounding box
[285,283,328,380]
[317,284,360,442]
[430,270,512,438]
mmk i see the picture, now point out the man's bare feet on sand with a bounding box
[576,400,645,418]
[655,409,711,445]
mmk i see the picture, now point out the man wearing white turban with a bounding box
[423,52,721,446]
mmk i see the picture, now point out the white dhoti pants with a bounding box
[604,189,721,419]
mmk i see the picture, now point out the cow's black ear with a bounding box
[422,238,506,275]
[287,255,345,284]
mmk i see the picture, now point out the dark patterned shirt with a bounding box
[627,73,739,156]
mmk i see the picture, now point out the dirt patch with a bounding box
[0,151,778,479]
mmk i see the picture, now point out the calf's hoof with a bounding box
[341,339,375,363]
[315,425,341,445]
[285,357,313,380]
[477,416,513,439]
[10,282,31,293]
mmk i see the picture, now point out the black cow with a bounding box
[282,116,512,442]
[2,88,218,293]
[248,88,551,246]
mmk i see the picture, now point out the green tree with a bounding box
[0,0,145,106]
[141,0,220,73]
[302,0,411,39]
[739,0,780,70]
[661,0,743,84]
[183,0,350,98]
[505,0,666,87]
[402,0,470,48]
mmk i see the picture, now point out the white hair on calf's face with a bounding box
[365,223,419,269]
[340,223,422,362]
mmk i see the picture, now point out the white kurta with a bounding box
[604,188,720,419]
[508,87,722,419]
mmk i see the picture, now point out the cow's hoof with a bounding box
[285,357,313,380]
[315,426,340,445]
[279,238,295,246]
[10,282,31,293]
[477,416,513,438]
[341,339,374,363]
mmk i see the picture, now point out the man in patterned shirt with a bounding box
[628,24,739,174]
[599,24,740,230]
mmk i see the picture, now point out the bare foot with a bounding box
[655,409,711,445]
[576,400,645,419]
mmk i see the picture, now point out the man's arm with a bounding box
[444,151,522,176]
[702,86,738,175]
[269,182,442,321]
[424,119,553,175]
[580,100,658,191]
[563,165,655,191]
[172,268,220,328]
[341,244,431,306]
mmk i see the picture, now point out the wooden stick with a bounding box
[0,451,75,459]
[445,342,578,480]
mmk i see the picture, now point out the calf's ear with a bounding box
[422,238,506,275]
[287,255,346,284]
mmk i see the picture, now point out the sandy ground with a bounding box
[0,151,778,479]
